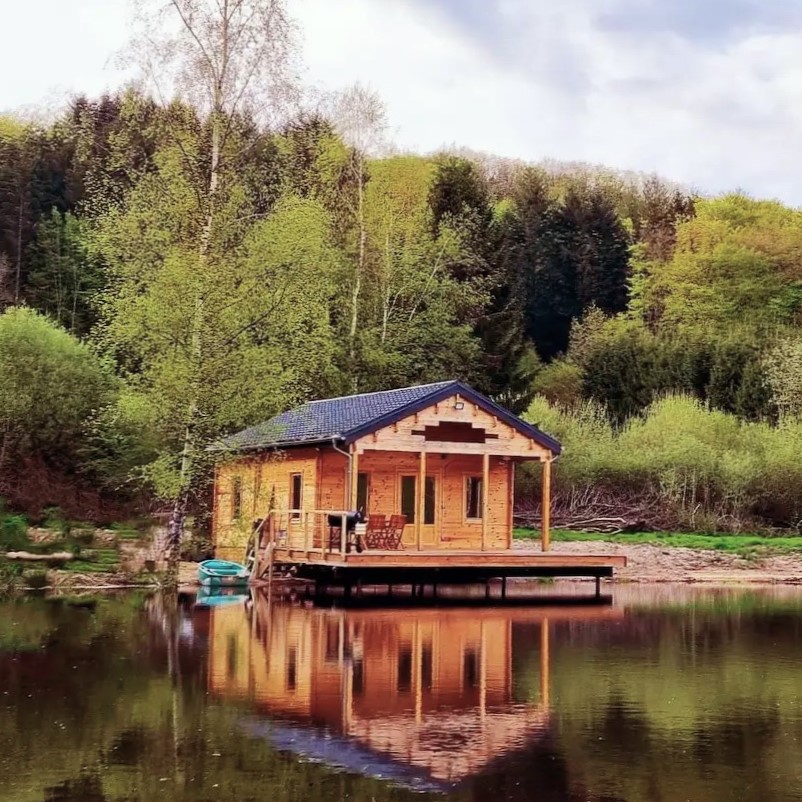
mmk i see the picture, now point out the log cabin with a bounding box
[211,380,625,587]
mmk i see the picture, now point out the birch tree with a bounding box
[119,0,301,583]
[323,84,387,383]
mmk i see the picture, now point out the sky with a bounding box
[2,0,802,203]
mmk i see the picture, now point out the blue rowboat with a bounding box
[198,559,250,587]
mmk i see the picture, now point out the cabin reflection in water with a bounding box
[208,597,619,787]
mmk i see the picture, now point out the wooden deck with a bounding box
[270,547,626,585]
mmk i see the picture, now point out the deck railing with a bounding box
[266,509,353,555]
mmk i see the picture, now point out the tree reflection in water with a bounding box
[2,586,802,801]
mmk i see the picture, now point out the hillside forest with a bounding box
[4,0,802,547]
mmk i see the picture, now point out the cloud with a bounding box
[596,0,802,44]
[3,0,802,204]
[298,0,802,203]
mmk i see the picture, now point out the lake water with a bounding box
[2,585,802,801]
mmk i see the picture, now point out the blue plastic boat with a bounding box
[198,559,250,587]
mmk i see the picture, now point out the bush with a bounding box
[531,360,583,407]
[22,569,48,590]
[522,392,802,531]
[0,515,29,551]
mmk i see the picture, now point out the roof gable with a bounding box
[216,381,561,455]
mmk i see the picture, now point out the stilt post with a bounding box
[541,454,552,552]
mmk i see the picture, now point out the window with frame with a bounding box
[290,473,303,520]
[465,476,483,520]
[231,476,243,521]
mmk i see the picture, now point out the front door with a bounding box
[399,472,441,548]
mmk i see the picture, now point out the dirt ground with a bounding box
[531,539,802,584]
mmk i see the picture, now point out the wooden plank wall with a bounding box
[213,448,321,561]
[317,450,511,550]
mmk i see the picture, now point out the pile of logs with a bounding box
[514,512,633,534]
[516,492,671,534]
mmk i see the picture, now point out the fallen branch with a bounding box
[5,551,74,562]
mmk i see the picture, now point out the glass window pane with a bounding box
[424,476,436,525]
[357,472,369,514]
[466,477,482,519]
[401,476,416,524]
[290,473,302,520]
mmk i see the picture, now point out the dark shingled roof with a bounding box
[215,380,561,454]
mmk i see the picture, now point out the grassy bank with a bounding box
[0,508,160,590]
[514,527,802,557]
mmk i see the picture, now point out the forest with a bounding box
[3,0,802,541]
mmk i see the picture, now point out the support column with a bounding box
[541,454,552,552]
[481,452,490,552]
[416,450,426,551]
[349,447,359,510]
[507,461,515,549]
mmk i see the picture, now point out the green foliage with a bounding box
[26,209,101,335]
[92,125,342,500]
[0,515,29,551]
[531,359,583,407]
[523,393,802,530]
[644,195,802,330]
[181,533,213,562]
[517,181,631,359]
[6,77,802,532]
[0,307,117,468]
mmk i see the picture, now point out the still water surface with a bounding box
[2,585,802,801]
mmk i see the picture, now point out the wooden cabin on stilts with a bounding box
[210,381,625,596]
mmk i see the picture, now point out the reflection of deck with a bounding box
[272,547,626,584]
[207,596,624,789]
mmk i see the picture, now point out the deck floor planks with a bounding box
[271,547,626,570]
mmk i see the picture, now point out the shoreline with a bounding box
[535,539,802,584]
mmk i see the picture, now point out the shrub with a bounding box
[522,392,802,531]
[531,360,583,407]
[22,570,48,590]
[0,515,29,551]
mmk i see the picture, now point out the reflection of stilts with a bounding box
[540,618,550,709]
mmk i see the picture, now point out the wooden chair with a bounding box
[384,514,407,550]
[364,514,388,549]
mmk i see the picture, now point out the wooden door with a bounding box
[399,471,442,549]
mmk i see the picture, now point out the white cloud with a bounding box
[0,0,130,114]
[2,0,802,203]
